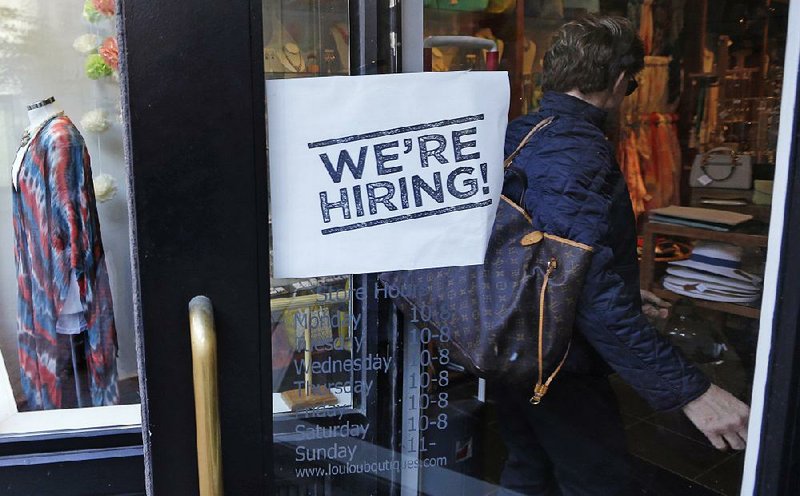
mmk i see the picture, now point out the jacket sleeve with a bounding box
[520,136,711,411]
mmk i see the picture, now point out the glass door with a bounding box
[410,2,796,495]
[110,0,800,495]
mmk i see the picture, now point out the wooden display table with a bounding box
[639,221,768,320]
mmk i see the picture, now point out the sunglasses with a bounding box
[625,77,639,96]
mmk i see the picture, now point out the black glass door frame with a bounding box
[751,28,800,494]
[119,0,270,492]
[118,0,389,494]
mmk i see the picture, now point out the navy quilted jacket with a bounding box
[504,92,710,411]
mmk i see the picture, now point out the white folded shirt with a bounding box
[56,271,88,335]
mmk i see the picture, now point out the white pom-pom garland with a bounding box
[93,173,118,203]
[73,34,99,54]
[80,109,110,133]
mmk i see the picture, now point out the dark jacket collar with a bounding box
[539,91,608,129]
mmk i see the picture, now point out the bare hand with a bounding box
[641,289,670,321]
[682,383,750,451]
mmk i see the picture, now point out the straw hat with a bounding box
[665,266,761,292]
[663,274,760,296]
[662,279,760,303]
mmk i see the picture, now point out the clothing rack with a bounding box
[618,112,682,218]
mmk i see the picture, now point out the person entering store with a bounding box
[495,15,749,496]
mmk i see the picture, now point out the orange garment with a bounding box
[618,128,649,219]
[619,113,681,212]
[668,114,682,197]
[651,113,676,206]
[636,119,658,209]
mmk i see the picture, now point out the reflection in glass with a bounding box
[271,275,355,413]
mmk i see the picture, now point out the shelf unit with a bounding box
[639,220,768,320]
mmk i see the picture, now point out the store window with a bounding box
[0,0,139,435]
[266,1,791,495]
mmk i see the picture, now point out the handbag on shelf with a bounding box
[424,0,491,11]
[689,147,753,190]
[379,117,594,404]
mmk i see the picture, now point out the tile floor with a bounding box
[474,313,754,496]
[611,335,753,496]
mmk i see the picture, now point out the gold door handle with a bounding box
[189,296,224,496]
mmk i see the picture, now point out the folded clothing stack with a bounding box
[649,205,753,232]
[663,241,762,304]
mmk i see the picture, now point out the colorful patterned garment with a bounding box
[12,115,118,410]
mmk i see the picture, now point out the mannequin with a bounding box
[27,96,62,129]
[11,97,64,191]
[11,96,118,410]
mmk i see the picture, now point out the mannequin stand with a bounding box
[69,334,85,408]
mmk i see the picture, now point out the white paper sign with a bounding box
[267,71,510,278]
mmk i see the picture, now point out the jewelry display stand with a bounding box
[264,47,282,73]
[276,42,306,73]
[280,324,337,411]
[264,2,349,77]
[264,13,303,74]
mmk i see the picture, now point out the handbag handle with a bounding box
[504,116,555,169]
[701,147,740,182]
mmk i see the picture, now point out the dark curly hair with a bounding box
[542,15,645,94]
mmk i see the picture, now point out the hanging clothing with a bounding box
[620,56,672,119]
[617,129,648,219]
[12,115,118,410]
[616,113,681,213]
[667,113,683,198]
[638,119,659,209]
[651,113,676,206]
